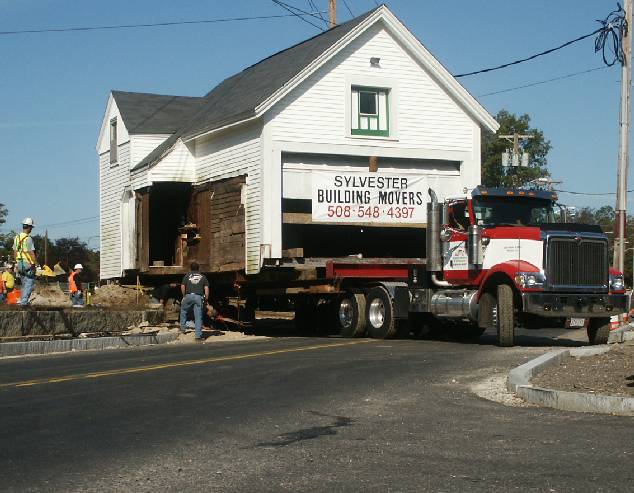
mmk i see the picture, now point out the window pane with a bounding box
[359,91,377,115]
[110,118,118,163]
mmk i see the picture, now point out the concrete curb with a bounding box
[0,332,179,358]
[507,344,634,416]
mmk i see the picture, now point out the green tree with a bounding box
[0,203,7,226]
[481,109,552,188]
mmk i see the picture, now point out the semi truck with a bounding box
[238,185,628,346]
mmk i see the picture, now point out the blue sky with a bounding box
[0,0,628,245]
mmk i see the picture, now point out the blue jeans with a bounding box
[180,293,203,339]
[0,292,6,304]
[70,292,84,306]
[19,273,35,305]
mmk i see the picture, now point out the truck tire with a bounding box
[496,284,515,347]
[478,292,496,329]
[337,292,367,337]
[365,286,397,339]
[587,318,610,345]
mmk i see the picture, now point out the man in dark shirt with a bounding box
[180,262,210,341]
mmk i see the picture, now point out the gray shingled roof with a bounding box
[131,7,378,171]
[111,91,203,134]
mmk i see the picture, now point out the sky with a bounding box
[0,0,630,246]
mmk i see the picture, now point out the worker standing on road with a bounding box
[180,262,210,342]
[0,265,15,304]
[13,218,38,306]
[68,264,85,306]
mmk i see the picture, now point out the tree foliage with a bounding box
[482,109,552,188]
[0,203,7,226]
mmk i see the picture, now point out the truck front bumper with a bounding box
[521,292,628,318]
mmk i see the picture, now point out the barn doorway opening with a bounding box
[148,182,192,266]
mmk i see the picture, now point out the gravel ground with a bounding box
[532,343,634,397]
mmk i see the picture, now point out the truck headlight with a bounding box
[610,274,625,291]
[514,272,546,289]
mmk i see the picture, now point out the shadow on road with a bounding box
[249,315,589,348]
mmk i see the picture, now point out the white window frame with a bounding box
[345,75,398,141]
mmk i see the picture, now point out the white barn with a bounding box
[96,5,498,281]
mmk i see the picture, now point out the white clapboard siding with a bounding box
[130,134,171,167]
[99,142,130,280]
[196,123,262,274]
[269,21,474,152]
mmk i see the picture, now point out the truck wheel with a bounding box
[496,285,515,347]
[587,318,610,345]
[478,292,496,329]
[365,286,397,339]
[337,292,367,337]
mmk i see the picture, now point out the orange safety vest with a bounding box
[68,271,80,293]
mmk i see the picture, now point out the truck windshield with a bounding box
[472,196,555,227]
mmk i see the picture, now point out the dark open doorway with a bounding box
[149,182,192,266]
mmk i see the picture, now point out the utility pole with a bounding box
[329,0,337,28]
[499,133,533,187]
[614,0,632,274]
[44,229,48,267]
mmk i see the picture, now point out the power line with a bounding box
[0,12,326,36]
[455,5,626,78]
[342,0,355,18]
[307,0,327,26]
[556,189,634,196]
[271,0,325,31]
[38,216,99,228]
[478,66,610,97]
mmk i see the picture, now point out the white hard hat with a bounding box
[22,217,34,227]
[74,264,83,270]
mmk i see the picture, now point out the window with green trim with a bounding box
[351,86,389,136]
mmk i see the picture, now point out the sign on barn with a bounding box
[311,171,427,223]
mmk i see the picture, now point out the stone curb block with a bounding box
[0,332,179,358]
[507,344,634,416]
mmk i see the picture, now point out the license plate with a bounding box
[568,317,586,328]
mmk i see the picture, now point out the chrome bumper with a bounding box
[521,292,628,318]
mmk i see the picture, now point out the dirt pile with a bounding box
[29,283,69,307]
[122,321,267,343]
[92,284,149,307]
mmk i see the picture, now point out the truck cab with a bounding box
[425,186,628,345]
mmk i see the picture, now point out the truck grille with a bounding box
[547,237,608,289]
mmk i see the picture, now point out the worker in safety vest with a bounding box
[0,265,15,304]
[13,218,38,306]
[68,264,84,306]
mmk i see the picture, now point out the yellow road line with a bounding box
[0,339,374,390]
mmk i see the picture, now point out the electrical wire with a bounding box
[555,189,634,196]
[342,0,355,18]
[0,12,327,36]
[38,216,99,229]
[455,5,627,78]
[271,0,325,30]
[478,66,609,97]
[307,0,327,26]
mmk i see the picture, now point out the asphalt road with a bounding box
[1,327,632,492]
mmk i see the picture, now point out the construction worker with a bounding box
[180,262,210,342]
[13,218,38,306]
[0,265,15,304]
[68,264,84,306]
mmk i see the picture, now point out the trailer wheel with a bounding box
[337,292,367,337]
[496,285,515,347]
[365,286,397,339]
[587,318,610,345]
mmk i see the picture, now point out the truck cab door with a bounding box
[442,200,480,284]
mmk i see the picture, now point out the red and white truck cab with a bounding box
[422,186,628,345]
